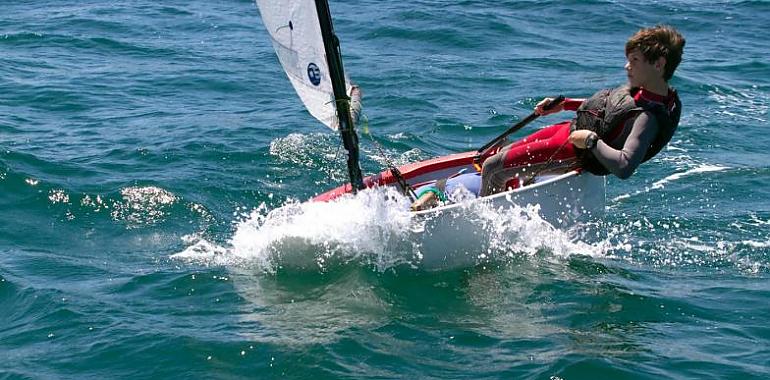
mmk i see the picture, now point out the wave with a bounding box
[172,186,601,272]
[0,159,212,231]
[1,31,179,59]
[612,163,729,202]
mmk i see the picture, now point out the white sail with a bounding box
[256,0,353,130]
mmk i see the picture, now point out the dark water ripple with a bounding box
[2,0,770,378]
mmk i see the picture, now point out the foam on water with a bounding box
[597,211,770,275]
[709,85,769,123]
[111,186,178,227]
[173,186,602,272]
[612,162,729,202]
[650,164,730,190]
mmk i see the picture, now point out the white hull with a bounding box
[314,154,606,270]
[412,170,605,270]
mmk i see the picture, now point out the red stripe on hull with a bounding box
[311,151,479,202]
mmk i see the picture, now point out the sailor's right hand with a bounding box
[410,191,439,211]
[534,97,563,116]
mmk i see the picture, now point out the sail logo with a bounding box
[307,63,321,86]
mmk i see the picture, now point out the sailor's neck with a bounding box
[642,80,670,97]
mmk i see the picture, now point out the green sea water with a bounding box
[1,1,769,378]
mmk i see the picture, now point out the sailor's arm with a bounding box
[534,97,585,115]
[576,111,659,179]
[350,85,362,124]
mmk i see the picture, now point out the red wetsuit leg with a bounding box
[502,121,576,168]
[480,121,577,195]
[498,120,568,152]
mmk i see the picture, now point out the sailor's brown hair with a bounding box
[625,25,685,81]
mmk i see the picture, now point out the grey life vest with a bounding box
[569,85,681,175]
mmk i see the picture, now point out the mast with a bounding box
[314,0,365,192]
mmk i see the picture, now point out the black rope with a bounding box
[327,139,344,184]
[324,97,353,185]
[522,139,577,186]
[359,115,418,201]
[324,96,417,200]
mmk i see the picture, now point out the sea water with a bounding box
[1,1,769,378]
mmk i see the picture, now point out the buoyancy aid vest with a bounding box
[569,85,682,175]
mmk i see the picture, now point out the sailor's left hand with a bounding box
[569,130,594,149]
[534,97,563,116]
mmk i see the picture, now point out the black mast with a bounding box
[314,0,365,192]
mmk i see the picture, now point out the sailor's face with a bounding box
[625,49,662,88]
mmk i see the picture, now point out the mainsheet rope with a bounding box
[327,96,418,201]
[359,114,418,201]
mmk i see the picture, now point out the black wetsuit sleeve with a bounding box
[591,111,659,179]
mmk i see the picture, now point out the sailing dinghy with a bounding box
[255,0,605,267]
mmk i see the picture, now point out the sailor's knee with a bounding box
[481,154,502,176]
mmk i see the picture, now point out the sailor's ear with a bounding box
[655,56,666,72]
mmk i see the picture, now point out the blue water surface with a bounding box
[1,1,769,378]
